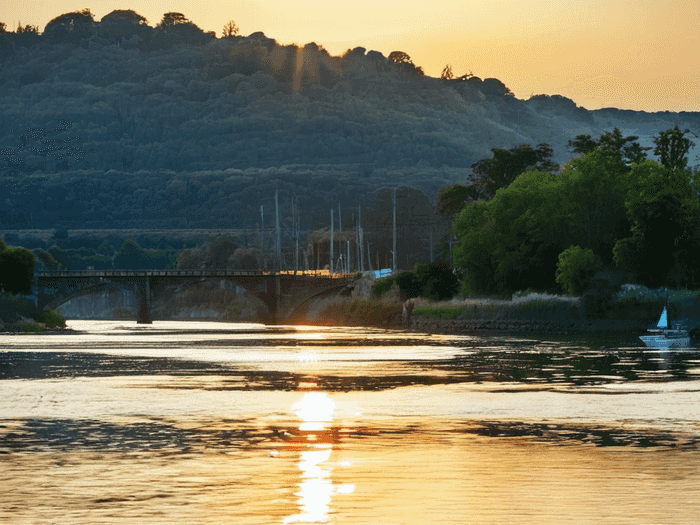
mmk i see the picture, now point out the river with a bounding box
[1,320,700,524]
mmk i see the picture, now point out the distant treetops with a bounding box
[0,8,241,49]
[444,126,698,295]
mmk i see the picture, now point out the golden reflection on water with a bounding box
[283,391,354,524]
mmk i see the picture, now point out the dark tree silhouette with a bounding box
[153,12,211,48]
[388,51,424,76]
[222,20,239,38]
[98,9,150,44]
[157,12,189,29]
[0,239,35,295]
[653,126,694,171]
[43,9,95,45]
[440,64,453,80]
[470,143,558,199]
[568,128,650,165]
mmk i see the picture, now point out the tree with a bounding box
[176,236,240,269]
[470,143,558,200]
[414,260,459,300]
[98,9,150,44]
[568,128,650,165]
[613,161,700,288]
[653,126,694,171]
[453,170,572,294]
[0,239,35,295]
[222,20,239,38]
[157,12,189,29]
[555,246,601,295]
[388,51,424,76]
[388,51,412,64]
[43,9,95,45]
[440,64,454,80]
[436,184,480,218]
[558,148,630,265]
[153,12,210,48]
[16,23,39,34]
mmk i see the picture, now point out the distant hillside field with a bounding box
[1,19,699,231]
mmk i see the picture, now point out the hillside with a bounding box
[1,14,699,233]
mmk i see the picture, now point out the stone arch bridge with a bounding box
[36,270,358,324]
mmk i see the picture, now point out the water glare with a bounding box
[1,320,699,523]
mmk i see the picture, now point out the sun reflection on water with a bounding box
[283,391,354,523]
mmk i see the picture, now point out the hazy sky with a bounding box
[3,0,699,112]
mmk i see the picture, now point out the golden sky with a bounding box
[3,0,699,111]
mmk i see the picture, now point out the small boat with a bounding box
[639,306,690,349]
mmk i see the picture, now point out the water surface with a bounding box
[2,320,699,523]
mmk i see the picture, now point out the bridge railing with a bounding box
[36,269,357,278]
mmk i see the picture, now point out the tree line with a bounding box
[444,126,699,295]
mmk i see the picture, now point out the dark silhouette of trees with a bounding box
[653,126,695,171]
[152,12,211,48]
[440,64,454,80]
[436,184,479,218]
[436,144,557,219]
[613,161,700,288]
[98,9,151,45]
[470,143,558,199]
[43,8,95,46]
[568,127,650,165]
[222,20,239,38]
[388,51,424,76]
[0,239,35,295]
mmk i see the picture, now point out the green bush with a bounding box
[13,321,43,333]
[413,305,466,320]
[555,245,601,295]
[374,261,459,301]
[37,308,67,328]
[372,275,397,298]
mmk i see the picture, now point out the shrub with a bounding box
[413,305,466,320]
[37,308,66,328]
[372,275,397,298]
[13,321,43,333]
[555,245,601,295]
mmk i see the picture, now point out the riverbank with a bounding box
[0,293,67,333]
[309,288,699,340]
[410,317,649,338]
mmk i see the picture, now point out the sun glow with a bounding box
[283,391,354,523]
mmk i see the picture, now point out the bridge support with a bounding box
[136,276,152,324]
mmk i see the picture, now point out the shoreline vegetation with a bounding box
[309,284,700,339]
[0,293,67,332]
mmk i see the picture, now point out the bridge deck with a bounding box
[37,270,354,279]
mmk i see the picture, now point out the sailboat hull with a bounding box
[639,334,690,349]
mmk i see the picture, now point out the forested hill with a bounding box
[1,10,699,230]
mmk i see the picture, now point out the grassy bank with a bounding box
[310,298,403,328]
[0,293,67,332]
[412,287,700,328]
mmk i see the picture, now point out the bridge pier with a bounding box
[136,277,152,324]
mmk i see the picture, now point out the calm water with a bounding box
[2,320,700,524]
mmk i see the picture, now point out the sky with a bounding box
[3,0,699,112]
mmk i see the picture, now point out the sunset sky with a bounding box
[3,0,699,112]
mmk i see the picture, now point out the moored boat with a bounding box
[639,306,690,348]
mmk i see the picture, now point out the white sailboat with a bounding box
[639,306,690,348]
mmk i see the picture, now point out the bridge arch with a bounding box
[37,270,358,324]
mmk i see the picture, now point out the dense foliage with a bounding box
[555,246,601,296]
[453,128,699,294]
[1,9,697,237]
[0,238,35,294]
[373,260,459,301]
